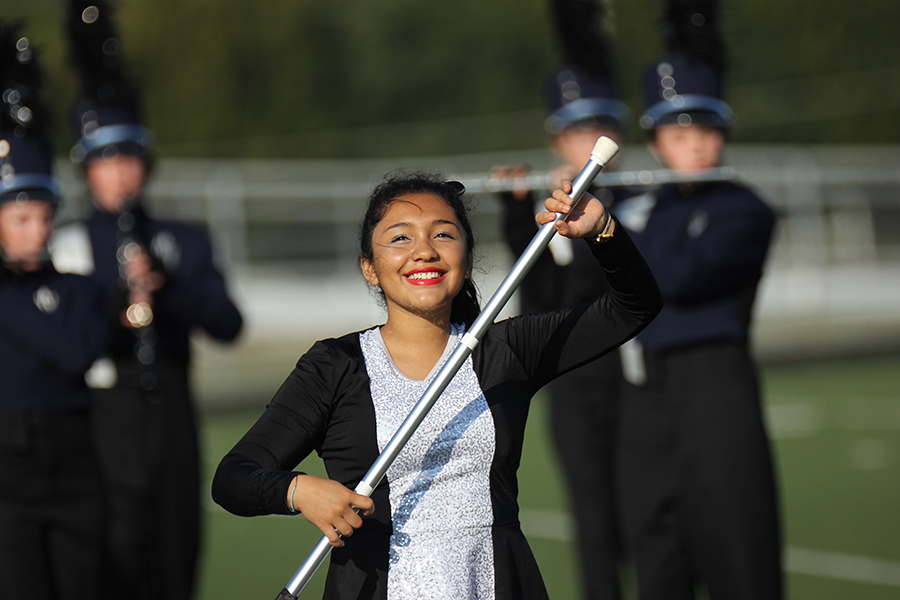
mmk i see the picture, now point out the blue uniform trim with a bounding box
[0,174,61,203]
[640,94,733,129]
[545,98,631,133]
[73,124,153,162]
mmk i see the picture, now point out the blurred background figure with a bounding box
[613,1,782,598]
[49,2,244,599]
[0,21,108,600]
[492,1,633,597]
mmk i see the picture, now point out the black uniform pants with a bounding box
[616,341,783,600]
[548,353,623,600]
[92,359,200,600]
[0,410,104,600]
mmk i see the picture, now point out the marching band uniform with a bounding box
[50,3,244,598]
[53,202,243,600]
[0,23,108,599]
[0,260,107,599]
[613,3,783,598]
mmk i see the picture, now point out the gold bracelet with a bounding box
[594,215,616,242]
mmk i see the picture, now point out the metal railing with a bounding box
[54,144,900,273]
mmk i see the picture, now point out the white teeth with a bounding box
[406,271,443,280]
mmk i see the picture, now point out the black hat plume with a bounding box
[1,21,58,206]
[1,20,50,139]
[544,0,629,131]
[662,0,726,69]
[67,0,137,107]
[550,0,616,78]
[66,1,151,163]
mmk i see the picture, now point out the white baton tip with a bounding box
[591,136,620,166]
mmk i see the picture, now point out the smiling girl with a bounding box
[212,172,661,599]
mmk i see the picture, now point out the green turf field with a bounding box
[196,354,900,599]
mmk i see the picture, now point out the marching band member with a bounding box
[492,1,634,597]
[614,2,782,598]
[0,22,108,600]
[51,3,243,598]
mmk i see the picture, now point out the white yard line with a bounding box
[785,547,900,588]
[765,396,900,439]
[766,401,825,439]
[520,509,900,588]
[519,507,573,543]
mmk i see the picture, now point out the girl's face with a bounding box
[0,200,54,270]
[85,153,146,214]
[361,192,471,322]
[651,124,725,171]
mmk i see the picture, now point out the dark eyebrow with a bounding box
[433,219,459,228]
[383,219,459,232]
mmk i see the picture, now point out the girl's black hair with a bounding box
[359,171,481,327]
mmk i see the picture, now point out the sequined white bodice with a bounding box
[360,325,497,599]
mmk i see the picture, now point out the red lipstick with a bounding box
[404,268,447,285]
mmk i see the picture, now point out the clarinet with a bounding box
[116,198,160,395]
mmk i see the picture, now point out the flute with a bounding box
[457,166,734,194]
[273,137,620,600]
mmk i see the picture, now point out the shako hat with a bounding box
[0,21,60,206]
[639,0,733,130]
[67,0,152,164]
[544,0,630,134]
